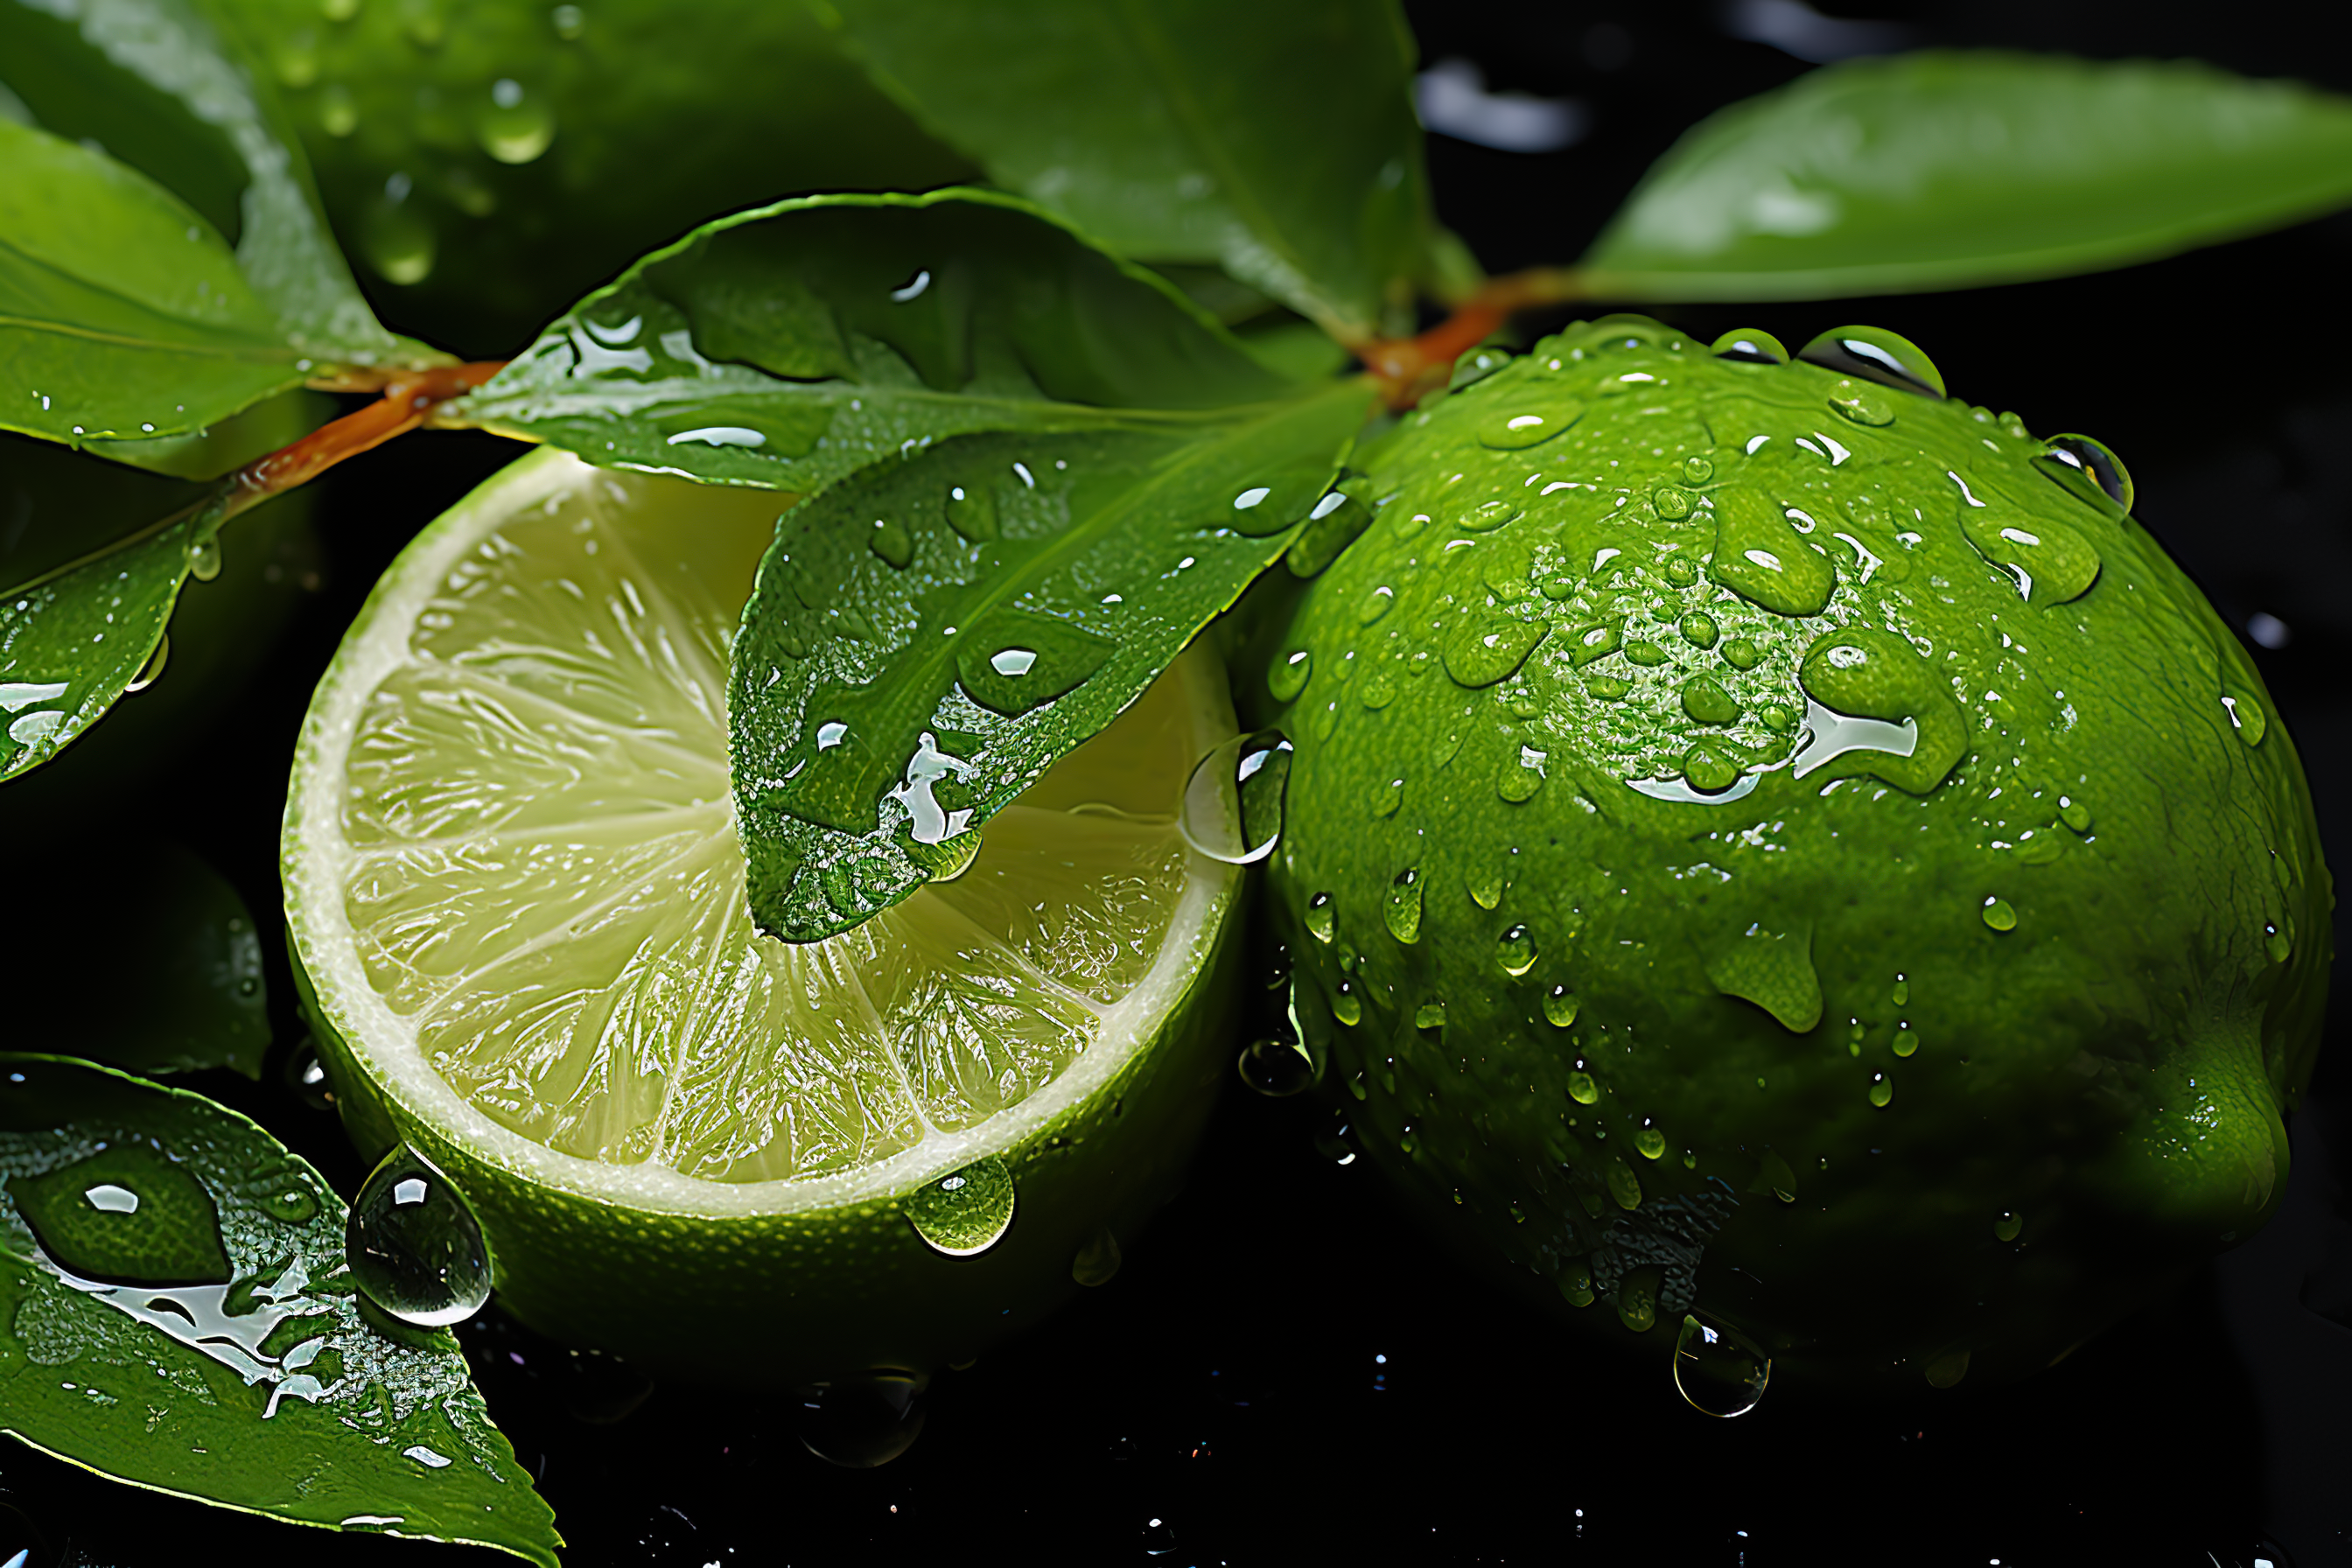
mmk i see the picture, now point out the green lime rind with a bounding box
[1258,314,2331,1392]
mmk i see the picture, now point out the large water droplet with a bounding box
[1494,924,1536,976]
[1331,979,1362,1026]
[1179,731,1292,864]
[1824,381,1895,426]
[477,80,555,164]
[945,482,998,542]
[1566,1070,1599,1104]
[1674,1314,1770,1417]
[868,515,914,569]
[1383,868,1424,944]
[1413,1001,1447,1030]
[1993,1211,2023,1242]
[2222,688,2268,746]
[1634,1126,1666,1160]
[1868,1072,1893,1108]
[2058,795,2091,833]
[904,1157,1016,1256]
[797,1371,928,1466]
[1442,615,1546,688]
[1680,675,1740,726]
[360,191,435,284]
[348,1145,492,1326]
[1710,328,1788,365]
[2035,434,2134,514]
[1237,1038,1312,1096]
[1709,490,1833,616]
[1797,326,1946,398]
[1981,897,2017,932]
[1705,925,1823,1032]
[1544,987,1579,1028]
[1479,402,1583,451]
[186,536,222,583]
[1304,891,1336,943]
[1653,488,1692,521]
[1267,648,1312,704]
[4,1144,231,1286]
[124,634,171,694]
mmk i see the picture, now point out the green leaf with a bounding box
[731,375,1374,942]
[0,493,209,784]
[1,841,269,1078]
[1581,52,2352,302]
[214,0,976,355]
[0,0,432,460]
[455,188,1299,495]
[0,1054,561,1566]
[821,0,1434,340]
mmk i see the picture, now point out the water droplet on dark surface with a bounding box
[1237,1038,1312,1096]
[1072,1226,1124,1286]
[1674,1314,1771,1417]
[797,1370,929,1467]
[349,1144,492,1326]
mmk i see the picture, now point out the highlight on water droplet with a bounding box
[477,78,556,164]
[347,1144,492,1326]
[1179,731,1292,865]
[1993,1210,2023,1242]
[904,1156,1016,1256]
[2222,688,2268,746]
[186,536,222,583]
[1981,896,2017,932]
[1709,327,1788,365]
[1798,326,1946,398]
[1673,1313,1770,1418]
[1267,648,1312,704]
[1236,1037,1312,1096]
[1544,986,1579,1028]
[1072,1226,1123,1286]
[1383,867,1424,944]
[1495,924,1536,976]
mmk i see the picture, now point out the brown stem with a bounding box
[221,360,507,522]
[1350,268,1586,410]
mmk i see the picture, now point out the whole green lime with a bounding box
[1260,314,2330,1396]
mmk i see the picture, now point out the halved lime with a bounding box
[284,447,1240,1383]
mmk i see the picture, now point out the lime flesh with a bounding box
[284,447,1240,1382]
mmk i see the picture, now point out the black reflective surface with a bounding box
[7,2,2352,1564]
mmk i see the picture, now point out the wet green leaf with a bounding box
[732,377,1374,942]
[0,1054,560,1566]
[214,0,975,355]
[455,188,1300,496]
[1582,52,2352,302]
[0,495,212,784]
[2,841,270,1078]
[822,0,1434,340]
[0,0,431,460]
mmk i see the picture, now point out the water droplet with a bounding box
[1993,1211,2023,1242]
[1824,381,1895,426]
[1798,326,1946,398]
[477,80,555,164]
[1616,1263,1660,1329]
[1497,746,1545,803]
[1360,669,1398,709]
[1721,636,1761,670]
[1267,648,1312,704]
[1331,980,1362,1026]
[1679,611,1718,649]
[348,1145,492,1326]
[284,1039,336,1110]
[1369,776,1404,819]
[2058,795,2092,833]
[1495,925,1536,976]
[1652,487,1691,521]
[1356,584,1395,625]
[1674,1314,1770,1417]
[124,634,171,694]
[1705,925,1823,1032]
[1710,328,1788,365]
[944,482,998,542]
[904,1156,1016,1256]
[1237,1038,1312,1096]
[1868,1073,1893,1108]
[2222,688,2268,746]
[1683,455,1715,485]
[1634,1126,1666,1160]
[1544,987,1579,1028]
[1680,675,1741,726]
[186,536,222,582]
[1442,615,1545,688]
[1923,1350,1971,1390]
[1072,1226,1124,1286]
[868,515,914,569]
[1383,868,1424,944]
[1566,1070,1599,1104]
[360,191,435,284]
[1893,1023,1917,1057]
[550,3,585,38]
[1710,489,1834,615]
[797,1371,928,1466]
[1981,897,2017,932]
[1179,731,1292,864]
[2035,434,2134,514]
[1558,1259,1595,1307]
[318,81,359,136]
[1479,403,1582,451]
[1890,974,1910,1007]
[1462,499,1522,532]
[1414,1001,1447,1031]
[1304,892,1336,943]
[320,0,360,18]
[2266,923,2292,964]
[1606,1156,1643,1212]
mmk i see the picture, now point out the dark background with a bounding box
[6,2,2351,1564]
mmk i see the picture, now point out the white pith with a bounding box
[282,448,1236,1218]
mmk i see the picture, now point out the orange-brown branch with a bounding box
[1352,268,1586,410]
[223,360,506,521]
